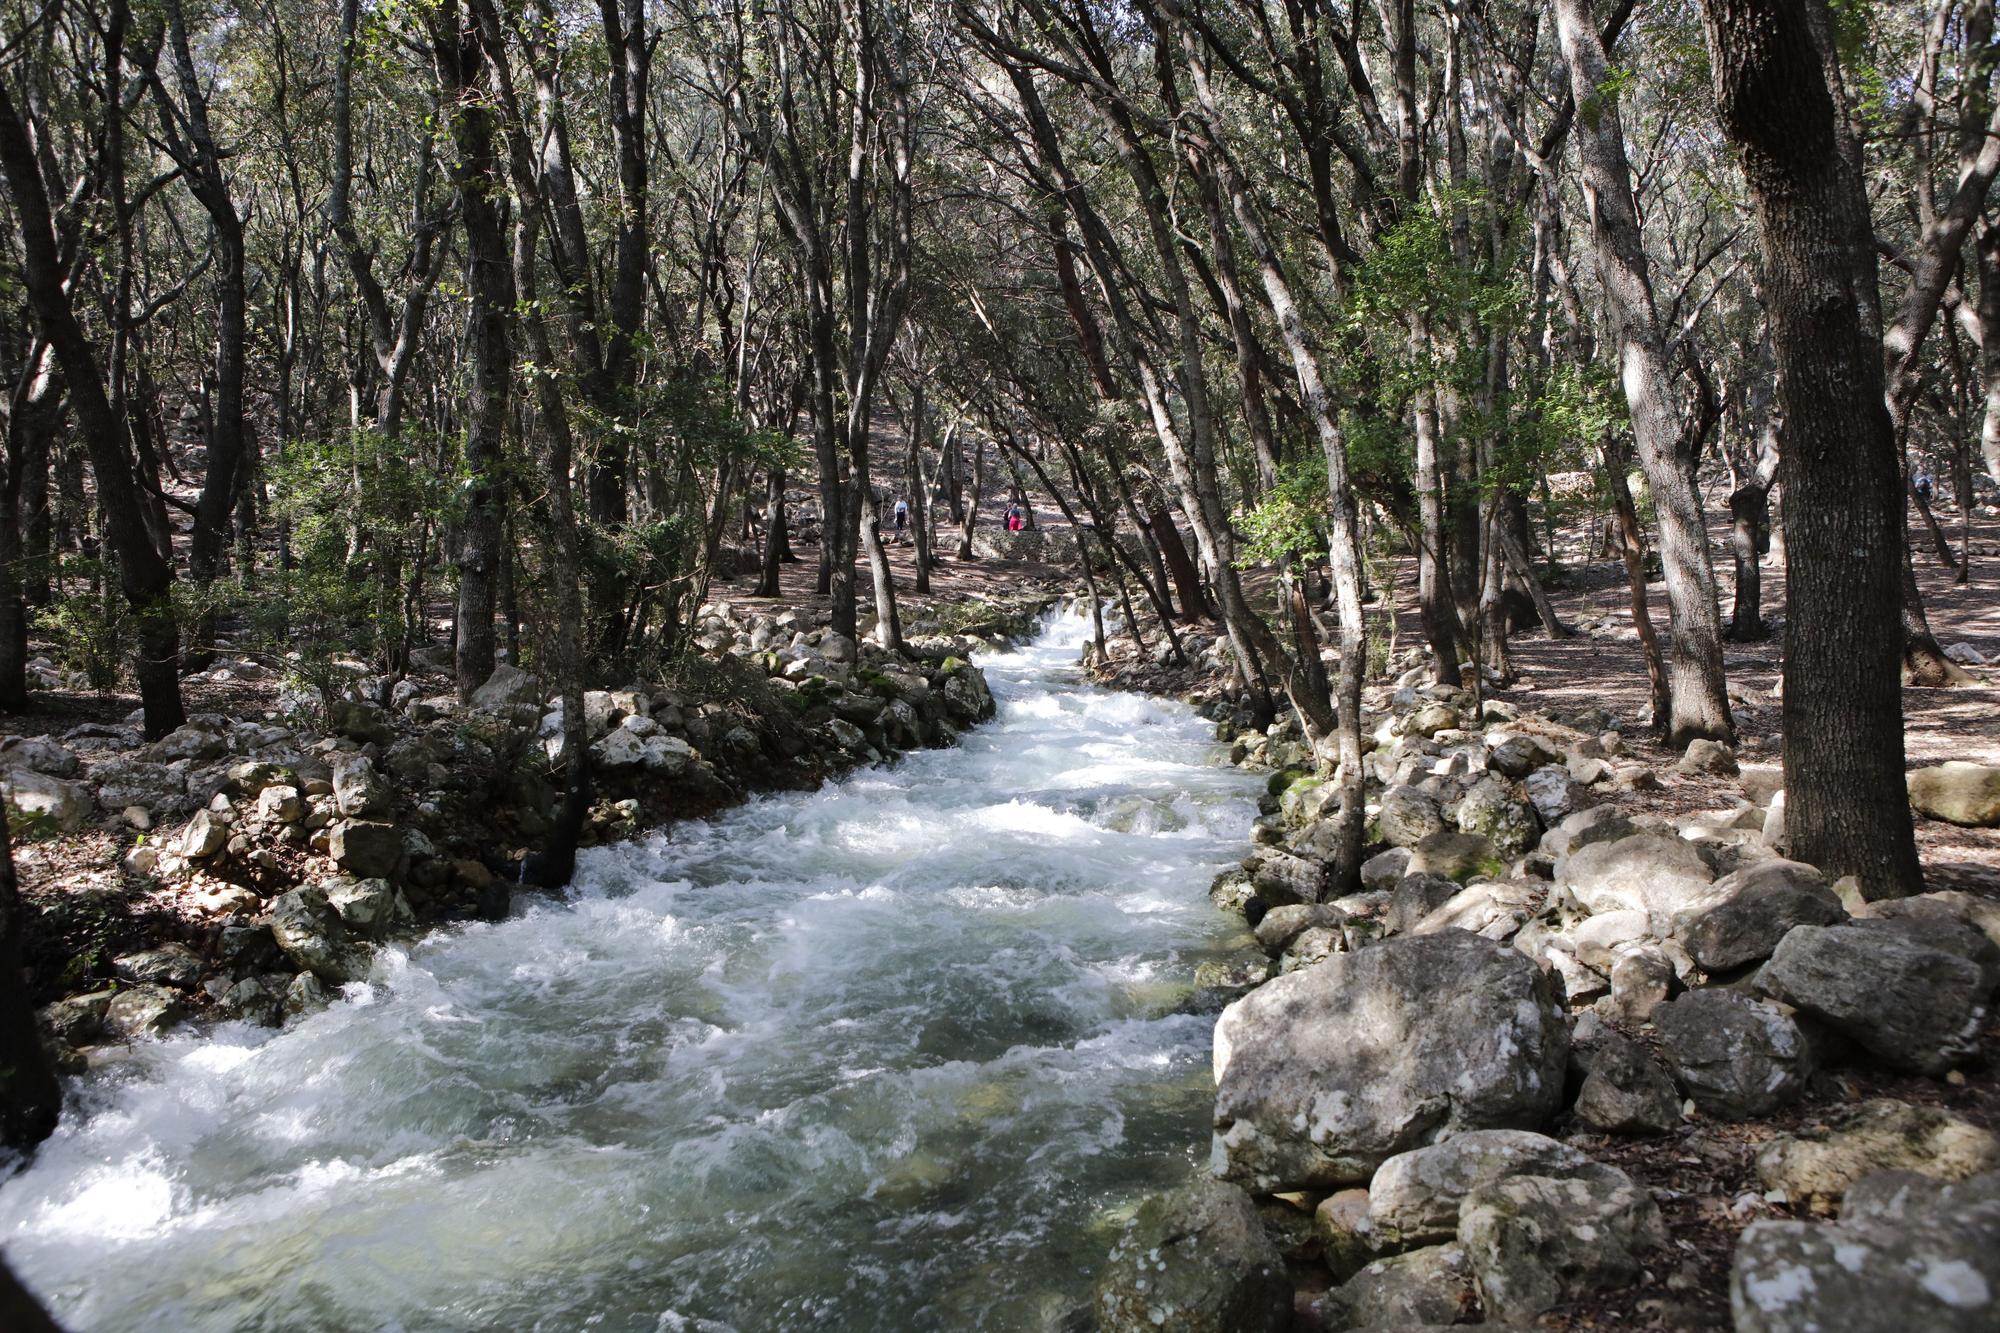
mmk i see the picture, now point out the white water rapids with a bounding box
[1,609,1263,1331]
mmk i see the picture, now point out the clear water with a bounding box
[0,608,1260,1332]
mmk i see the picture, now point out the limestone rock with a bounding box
[1598,943,1676,1026]
[1675,859,1846,972]
[1212,932,1568,1191]
[1732,1173,2000,1332]
[1410,879,1546,941]
[469,663,542,712]
[1679,738,1739,776]
[1454,776,1541,858]
[1907,761,2000,827]
[1,768,91,832]
[1542,804,1635,862]
[1091,1177,1290,1333]
[180,808,229,859]
[1524,764,1586,824]
[330,753,390,818]
[1563,831,1715,916]
[1372,785,1445,849]
[0,734,81,778]
[112,944,203,990]
[104,985,186,1038]
[1574,1032,1681,1136]
[1361,847,1412,893]
[1367,1129,1608,1248]
[1756,1100,2000,1205]
[1759,923,1987,1074]
[1385,872,1461,935]
[1405,829,1505,884]
[266,887,358,983]
[328,819,406,880]
[1458,1170,1666,1323]
[326,878,414,939]
[1654,990,1809,1120]
[1324,1244,1479,1329]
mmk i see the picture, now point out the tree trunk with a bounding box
[0,804,60,1154]
[956,435,985,560]
[757,468,786,597]
[1556,0,1736,747]
[1726,482,1770,640]
[1698,0,1924,896]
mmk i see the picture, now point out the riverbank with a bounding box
[1082,619,2000,1331]
[6,589,1062,1077]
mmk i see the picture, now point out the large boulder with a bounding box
[330,753,390,818]
[1574,1032,1681,1136]
[1654,990,1809,1120]
[112,944,203,990]
[1,768,91,833]
[266,887,360,983]
[1212,932,1568,1191]
[468,663,541,712]
[1732,1172,2000,1332]
[1674,859,1846,972]
[103,985,186,1038]
[1405,829,1505,884]
[1756,1100,2000,1206]
[1907,761,2000,827]
[1091,1177,1290,1333]
[1563,831,1715,916]
[328,819,405,879]
[0,735,81,778]
[1322,1244,1479,1329]
[1457,1170,1667,1324]
[326,878,414,940]
[1454,776,1540,858]
[1759,923,1988,1074]
[1409,879,1546,941]
[1385,872,1462,935]
[1372,785,1446,849]
[1365,1129,1611,1249]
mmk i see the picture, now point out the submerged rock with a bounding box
[1092,1177,1290,1333]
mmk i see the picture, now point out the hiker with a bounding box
[1005,502,1025,533]
[1915,471,1935,505]
[893,496,909,540]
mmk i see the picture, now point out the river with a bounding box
[0,608,1262,1331]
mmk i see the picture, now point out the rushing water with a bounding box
[1,609,1262,1332]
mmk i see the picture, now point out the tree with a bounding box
[1697,0,1924,896]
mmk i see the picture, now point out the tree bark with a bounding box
[1555,0,1736,747]
[0,803,61,1154]
[1698,0,1924,896]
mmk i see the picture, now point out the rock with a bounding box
[326,700,395,745]
[1212,931,1568,1191]
[1679,738,1739,775]
[330,754,390,818]
[1654,990,1809,1120]
[1575,1032,1681,1136]
[0,735,81,778]
[223,760,298,798]
[266,888,357,982]
[328,819,405,880]
[1864,889,2000,950]
[1850,913,2000,993]
[1385,872,1462,935]
[1567,909,1655,972]
[1,768,92,832]
[112,944,203,989]
[255,784,304,824]
[1367,1129,1610,1248]
[151,722,228,762]
[1600,943,1677,1025]
[180,808,229,859]
[1324,1244,1479,1329]
[1675,859,1846,972]
[1542,804,1637,863]
[1458,1171,1667,1323]
[38,990,113,1044]
[1756,1100,2000,1205]
[284,971,332,1015]
[1563,831,1715,916]
[214,977,281,1026]
[1488,732,1559,779]
[1360,847,1412,894]
[1454,776,1541,858]
[468,663,541,712]
[1839,1169,1953,1225]
[1738,764,1784,808]
[1759,923,1986,1074]
[326,878,414,939]
[1410,879,1546,941]
[1091,1177,1290,1333]
[1253,903,1346,956]
[1907,761,2000,827]
[1372,785,1445,848]
[104,985,186,1038]
[1405,829,1505,883]
[1731,1172,2000,1332]
[1524,764,1586,824]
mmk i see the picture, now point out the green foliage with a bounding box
[1235,454,1329,567]
[33,568,124,692]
